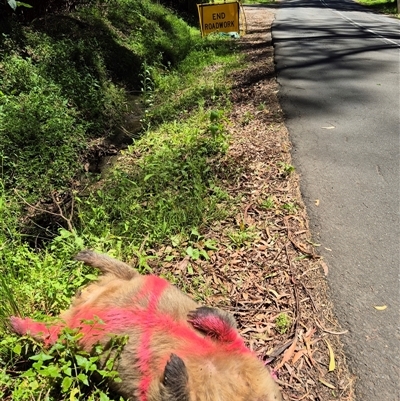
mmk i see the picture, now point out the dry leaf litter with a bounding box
[147,6,356,401]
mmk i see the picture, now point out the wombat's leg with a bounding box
[75,250,138,280]
[10,316,63,346]
[187,306,239,342]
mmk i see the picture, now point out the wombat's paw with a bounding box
[10,316,27,335]
[74,249,95,263]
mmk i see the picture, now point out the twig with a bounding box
[274,378,296,389]
[300,266,320,277]
[14,189,75,232]
[14,189,62,219]
[265,224,271,240]
[285,243,300,336]
[268,339,293,359]
[284,216,319,259]
[138,234,150,254]
[51,192,74,232]
[229,307,279,313]
[291,391,311,401]
[271,245,284,265]
[243,202,253,223]
[315,318,348,335]
[299,281,319,313]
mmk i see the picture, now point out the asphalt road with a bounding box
[272,1,400,399]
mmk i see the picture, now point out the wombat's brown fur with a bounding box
[11,250,282,401]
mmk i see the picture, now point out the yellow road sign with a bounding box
[197,2,240,37]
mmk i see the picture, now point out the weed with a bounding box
[140,62,155,124]
[257,102,266,111]
[186,246,209,261]
[228,226,258,248]
[0,275,21,331]
[191,276,214,302]
[240,111,254,126]
[0,327,127,401]
[275,313,291,334]
[148,42,242,124]
[185,227,218,261]
[159,270,177,284]
[0,56,87,201]
[278,162,295,176]
[282,202,298,214]
[260,196,275,210]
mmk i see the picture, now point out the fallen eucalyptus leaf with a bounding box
[319,377,336,389]
[268,288,279,298]
[325,340,336,372]
[275,338,297,371]
[374,305,387,311]
[320,260,329,276]
[292,349,307,365]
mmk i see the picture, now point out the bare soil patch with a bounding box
[155,6,356,401]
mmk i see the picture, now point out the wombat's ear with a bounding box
[161,353,190,401]
[187,306,238,343]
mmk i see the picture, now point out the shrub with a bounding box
[0,55,87,201]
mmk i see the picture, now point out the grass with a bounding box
[260,196,275,210]
[76,110,233,248]
[242,0,398,13]
[355,0,399,15]
[242,0,277,4]
[0,0,245,399]
[227,225,258,248]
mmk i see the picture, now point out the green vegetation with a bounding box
[260,196,275,210]
[0,0,243,399]
[242,0,277,4]
[278,161,295,176]
[227,225,258,248]
[0,327,128,401]
[275,312,291,334]
[75,109,232,249]
[355,0,399,15]
[282,202,298,214]
[0,0,200,203]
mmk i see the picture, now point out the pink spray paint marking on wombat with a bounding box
[11,250,282,401]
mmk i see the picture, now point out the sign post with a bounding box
[197,2,240,37]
